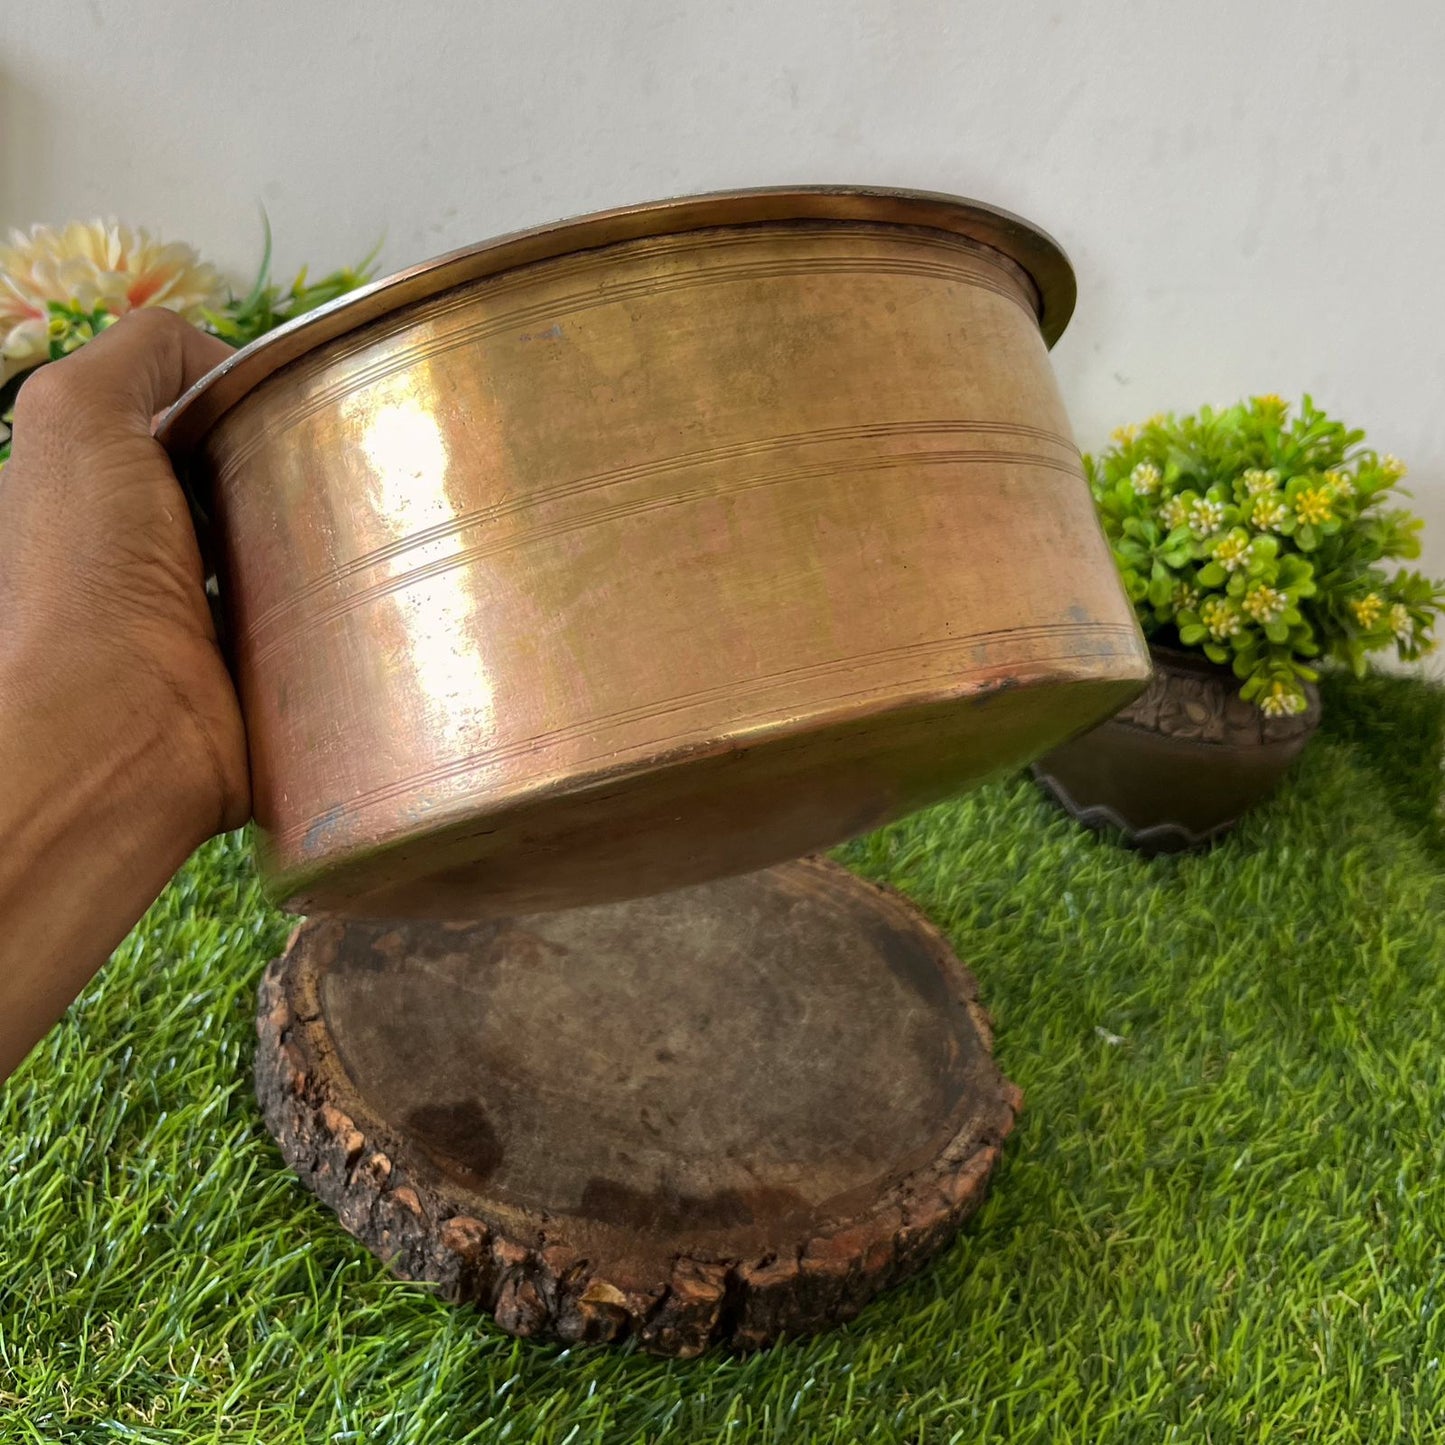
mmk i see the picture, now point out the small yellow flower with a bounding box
[1160,496,1189,531]
[1200,596,1241,640]
[1111,422,1140,445]
[1189,498,1227,536]
[1381,453,1407,480]
[1323,469,1355,498]
[1259,680,1306,717]
[1242,468,1279,496]
[1130,461,1162,496]
[1389,602,1414,642]
[1294,486,1334,526]
[1250,495,1289,532]
[1145,412,1166,427]
[1214,531,1252,573]
[1243,584,1286,623]
[1351,593,1385,628]
[1253,394,1288,413]
[1173,581,1200,612]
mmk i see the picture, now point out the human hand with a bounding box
[0,309,246,1082]
[1,308,248,835]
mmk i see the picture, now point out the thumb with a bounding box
[23,308,233,440]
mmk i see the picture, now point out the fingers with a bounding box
[11,310,232,447]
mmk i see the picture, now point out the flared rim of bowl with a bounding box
[157,184,1076,460]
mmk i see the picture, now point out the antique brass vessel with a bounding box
[161,187,1148,917]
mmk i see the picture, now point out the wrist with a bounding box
[0,637,215,1083]
[1,622,221,856]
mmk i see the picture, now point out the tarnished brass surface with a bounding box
[162,188,1148,918]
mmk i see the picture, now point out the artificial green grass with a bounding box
[3,674,1444,1444]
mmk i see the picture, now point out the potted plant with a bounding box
[1034,395,1444,852]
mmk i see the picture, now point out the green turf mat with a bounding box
[3,673,1443,1444]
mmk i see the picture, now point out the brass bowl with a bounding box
[162,186,1149,918]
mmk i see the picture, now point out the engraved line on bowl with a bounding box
[215,253,1034,479]
[244,447,1083,661]
[372,219,1042,336]
[274,634,1139,856]
[205,220,1040,476]
[247,257,1027,447]
[407,213,1040,310]
[295,220,1035,352]
[239,419,1080,640]
[272,624,1143,852]
[228,219,1040,433]
[212,252,1038,478]
[243,447,1085,665]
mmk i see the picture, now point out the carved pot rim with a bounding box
[1115,643,1323,749]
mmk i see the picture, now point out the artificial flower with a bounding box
[1,221,224,381]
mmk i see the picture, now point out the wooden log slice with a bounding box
[255,857,1021,1356]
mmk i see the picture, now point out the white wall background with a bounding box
[6,0,1443,672]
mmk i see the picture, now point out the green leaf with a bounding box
[1179,623,1208,645]
[1198,562,1227,587]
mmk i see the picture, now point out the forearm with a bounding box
[0,653,213,1082]
[0,312,248,1087]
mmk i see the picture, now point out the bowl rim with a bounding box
[157,184,1075,460]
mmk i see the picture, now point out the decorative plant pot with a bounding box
[1032,646,1321,854]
